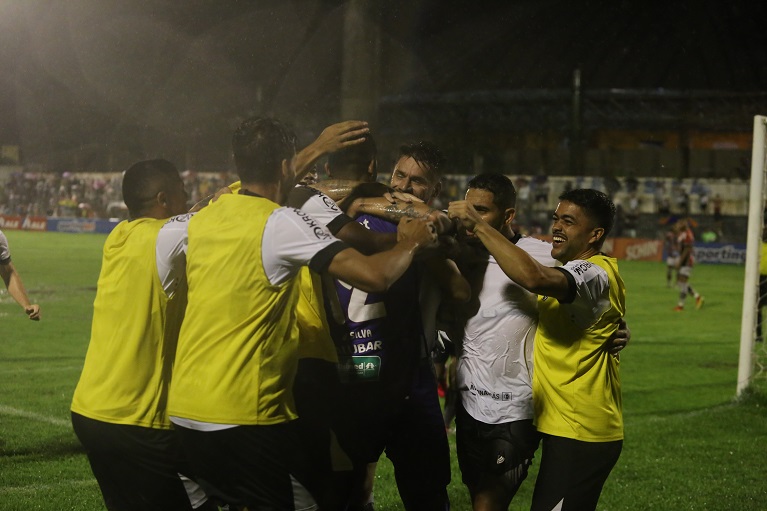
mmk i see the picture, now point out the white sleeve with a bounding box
[262,207,347,286]
[0,230,10,263]
[296,190,346,227]
[559,260,611,329]
[156,213,194,297]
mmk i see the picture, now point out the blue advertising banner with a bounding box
[46,218,119,234]
[693,242,746,265]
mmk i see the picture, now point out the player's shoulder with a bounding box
[356,213,397,233]
[164,212,195,226]
[272,206,335,241]
[517,235,556,264]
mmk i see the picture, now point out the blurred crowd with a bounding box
[0,170,235,219]
[0,169,742,242]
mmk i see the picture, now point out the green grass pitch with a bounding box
[0,230,765,510]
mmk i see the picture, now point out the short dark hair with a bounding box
[327,133,377,180]
[399,141,446,179]
[467,173,517,210]
[559,188,616,242]
[232,117,297,183]
[122,159,179,217]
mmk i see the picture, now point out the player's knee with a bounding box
[677,281,688,293]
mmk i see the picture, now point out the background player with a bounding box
[673,218,704,311]
[0,229,41,320]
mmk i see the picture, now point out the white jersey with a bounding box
[0,229,10,264]
[157,205,343,291]
[457,236,556,424]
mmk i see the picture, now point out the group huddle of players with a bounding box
[70,118,627,511]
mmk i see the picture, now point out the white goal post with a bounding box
[737,115,767,396]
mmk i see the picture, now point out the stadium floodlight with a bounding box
[737,115,767,396]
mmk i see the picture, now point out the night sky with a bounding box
[1,0,765,170]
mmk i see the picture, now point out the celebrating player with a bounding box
[166,117,437,511]
[449,188,626,511]
[71,160,214,511]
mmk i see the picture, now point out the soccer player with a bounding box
[0,229,40,320]
[663,221,680,287]
[757,226,767,343]
[71,159,214,511]
[166,117,438,511]
[444,173,555,511]
[192,127,396,510]
[674,218,704,311]
[318,141,467,511]
[449,188,626,511]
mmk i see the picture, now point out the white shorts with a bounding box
[666,256,678,267]
[678,265,693,278]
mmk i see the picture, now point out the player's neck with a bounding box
[241,181,282,204]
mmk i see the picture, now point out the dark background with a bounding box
[1,0,766,172]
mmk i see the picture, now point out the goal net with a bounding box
[738,115,767,395]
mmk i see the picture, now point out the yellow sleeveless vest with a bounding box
[72,218,185,429]
[168,194,301,425]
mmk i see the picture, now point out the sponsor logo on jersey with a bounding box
[338,355,381,381]
[469,383,512,401]
[320,194,340,213]
[293,209,332,240]
[570,260,592,276]
[165,213,193,224]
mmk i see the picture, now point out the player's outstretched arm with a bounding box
[423,256,471,303]
[347,197,453,235]
[294,120,370,183]
[0,262,40,320]
[448,199,570,300]
[325,217,437,293]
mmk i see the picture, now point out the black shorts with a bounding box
[530,434,622,511]
[293,357,341,509]
[174,421,317,511]
[71,412,196,511]
[455,404,540,496]
[332,360,451,510]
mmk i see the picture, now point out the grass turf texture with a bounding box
[1,230,765,510]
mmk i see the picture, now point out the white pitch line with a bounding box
[0,478,97,496]
[0,365,82,375]
[0,405,70,427]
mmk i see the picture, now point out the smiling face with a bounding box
[550,200,604,263]
[390,156,441,203]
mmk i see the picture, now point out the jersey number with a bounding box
[338,281,386,322]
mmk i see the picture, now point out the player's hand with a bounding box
[383,191,423,204]
[447,200,484,234]
[426,209,454,235]
[607,318,630,356]
[25,304,40,321]
[312,121,370,155]
[397,217,437,249]
[212,186,233,202]
[188,186,233,212]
